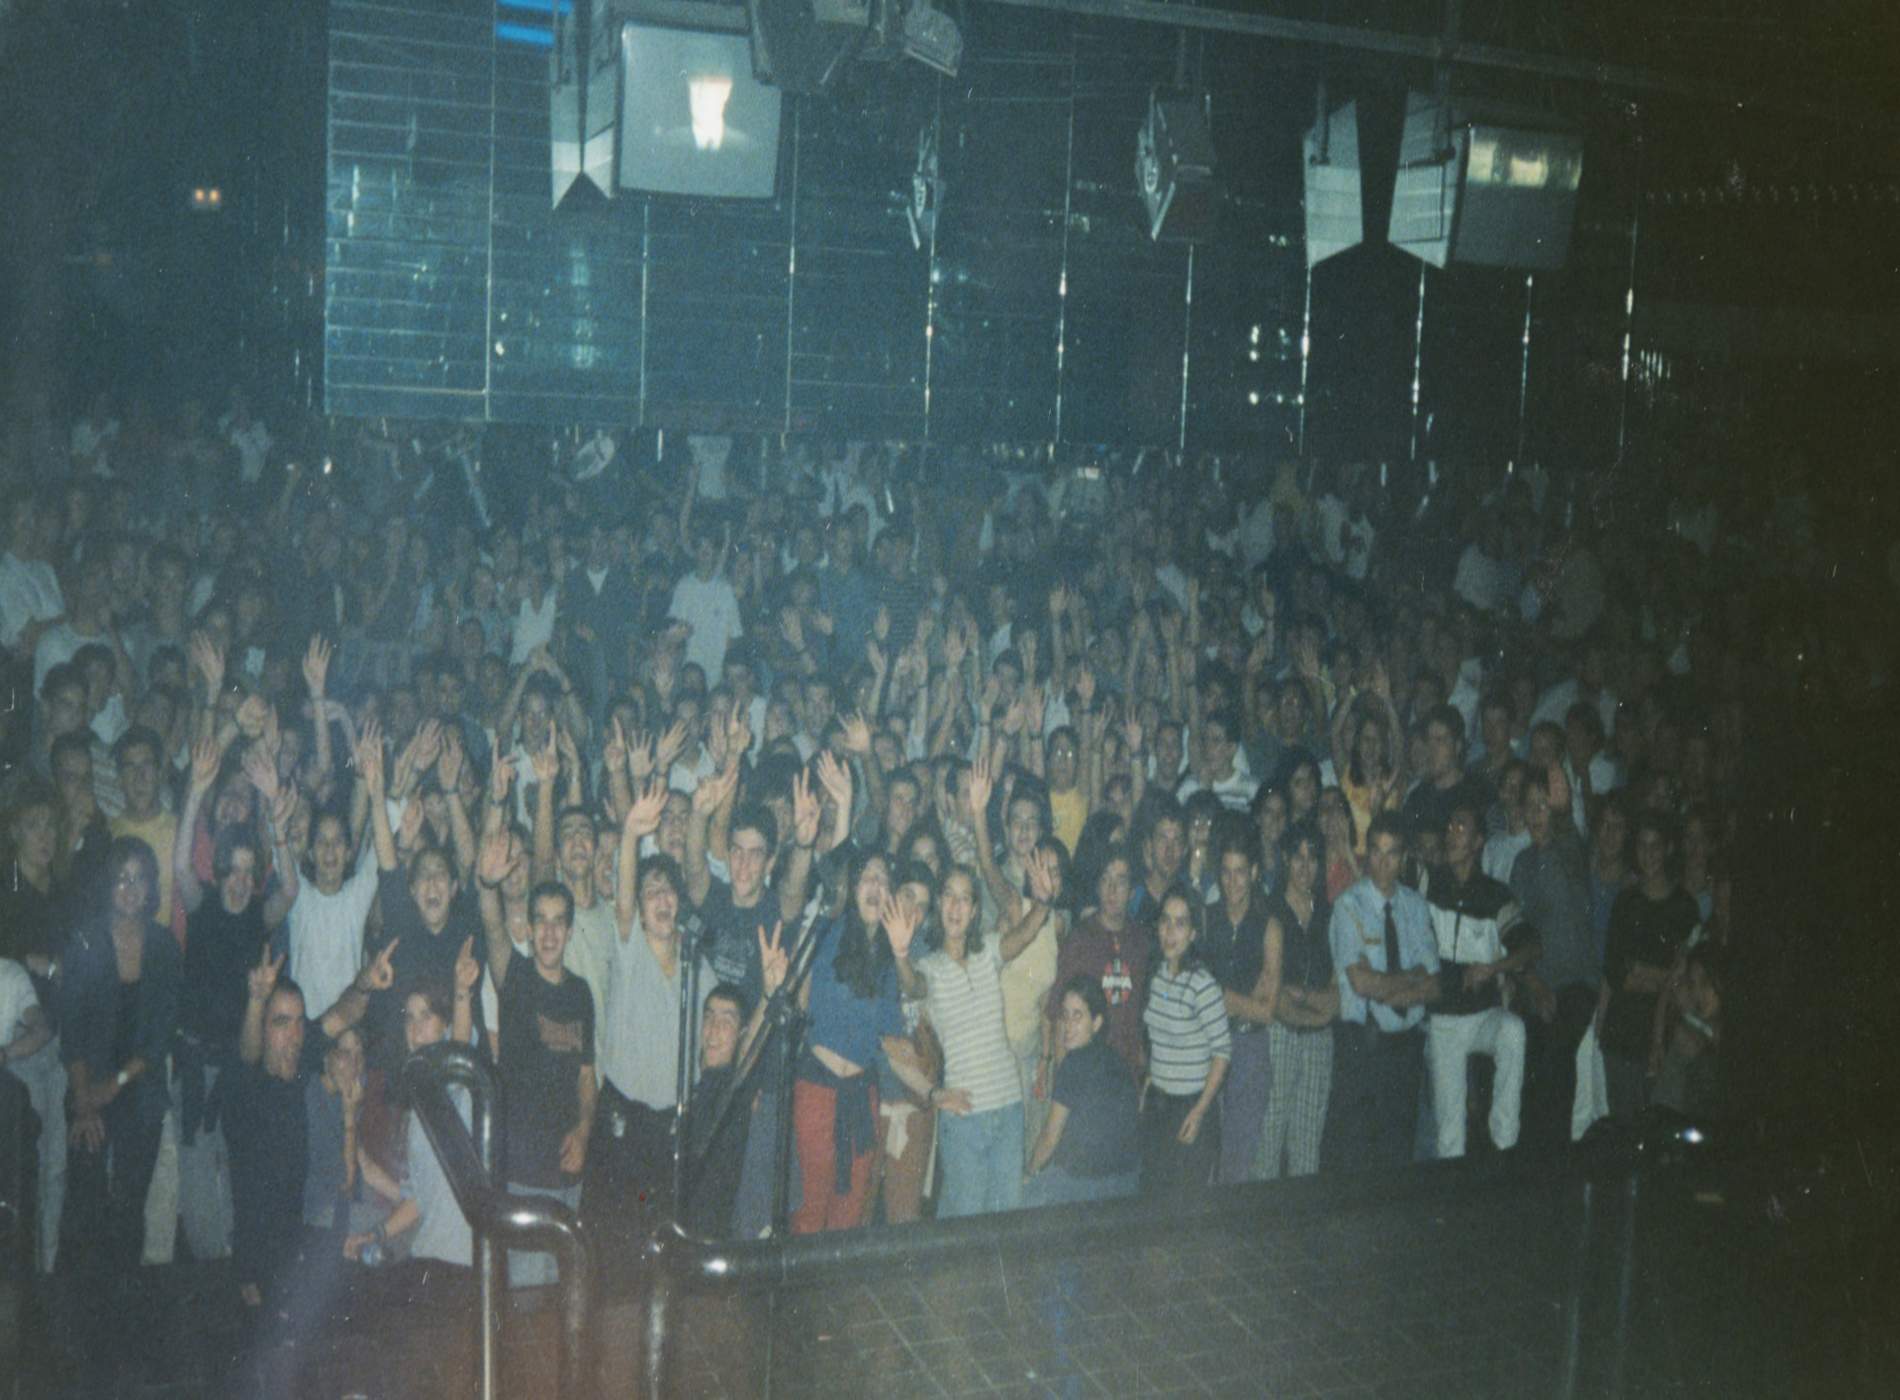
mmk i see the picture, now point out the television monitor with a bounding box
[617,21,783,198]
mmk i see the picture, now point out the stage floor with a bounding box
[14,1152,1894,1398]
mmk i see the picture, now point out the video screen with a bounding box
[617,22,783,199]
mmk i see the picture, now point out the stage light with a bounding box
[189,186,223,212]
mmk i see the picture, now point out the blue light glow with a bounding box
[496,21,555,47]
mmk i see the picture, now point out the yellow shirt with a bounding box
[998,907,1061,1053]
[111,809,180,927]
[1049,787,1088,858]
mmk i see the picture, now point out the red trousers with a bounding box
[791,1078,880,1234]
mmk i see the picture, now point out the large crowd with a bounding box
[0,386,1818,1384]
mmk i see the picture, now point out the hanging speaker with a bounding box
[1303,100,1362,266]
[1136,91,1220,244]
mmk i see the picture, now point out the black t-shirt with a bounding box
[1601,886,1700,1059]
[1402,773,1490,845]
[0,881,64,1031]
[682,1062,749,1238]
[184,900,269,1051]
[1264,892,1334,997]
[1202,900,1268,1000]
[223,1023,330,1294]
[695,879,767,1005]
[1050,1038,1138,1179]
[366,867,482,1072]
[498,950,595,1189]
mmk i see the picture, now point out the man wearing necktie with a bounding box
[1325,812,1441,1171]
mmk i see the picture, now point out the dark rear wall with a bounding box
[321,0,1899,468]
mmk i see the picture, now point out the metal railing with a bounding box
[400,1043,593,1400]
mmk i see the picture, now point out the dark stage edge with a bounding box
[14,1156,1895,1398]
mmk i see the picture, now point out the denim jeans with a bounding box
[935,1102,1025,1219]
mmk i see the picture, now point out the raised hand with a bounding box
[303,634,333,697]
[865,640,887,676]
[242,743,281,805]
[654,717,690,774]
[626,729,657,781]
[966,753,994,824]
[878,889,921,962]
[1122,715,1144,758]
[873,604,891,645]
[813,750,852,814]
[554,723,581,780]
[624,776,669,841]
[478,829,520,888]
[357,938,401,993]
[454,936,481,996]
[189,732,225,795]
[248,943,285,1004]
[1026,847,1061,905]
[355,720,386,794]
[791,769,821,848]
[529,731,559,786]
[488,752,515,808]
[840,710,873,756]
[410,718,445,773]
[397,797,426,850]
[759,921,789,997]
[692,761,738,817]
[942,625,967,672]
[724,703,751,761]
[437,726,466,793]
[188,630,226,698]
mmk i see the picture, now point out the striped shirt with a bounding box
[1143,963,1232,1096]
[916,942,1023,1114]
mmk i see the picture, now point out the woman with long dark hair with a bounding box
[58,835,180,1365]
[1024,976,1139,1206]
[1256,822,1338,1179]
[791,848,936,1233]
[1140,885,1230,1194]
[1597,811,1699,1118]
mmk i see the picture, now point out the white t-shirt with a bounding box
[915,942,1022,1115]
[509,592,558,666]
[224,418,274,485]
[668,572,742,684]
[0,552,64,651]
[288,843,380,1020]
[0,958,38,1043]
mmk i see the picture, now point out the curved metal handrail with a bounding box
[402,1043,594,1400]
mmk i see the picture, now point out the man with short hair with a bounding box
[110,726,179,926]
[1128,799,1188,924]
[0,490,64,660]
[1400,703,1488,845]
[1176,707,1258,813]
[668,525,742,686]
[1508,763,1602,1156]
[478,871,596,1286]
[222,941,387,1314]
[1326,813,1441,1171]
[1422,804,1534,1158]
